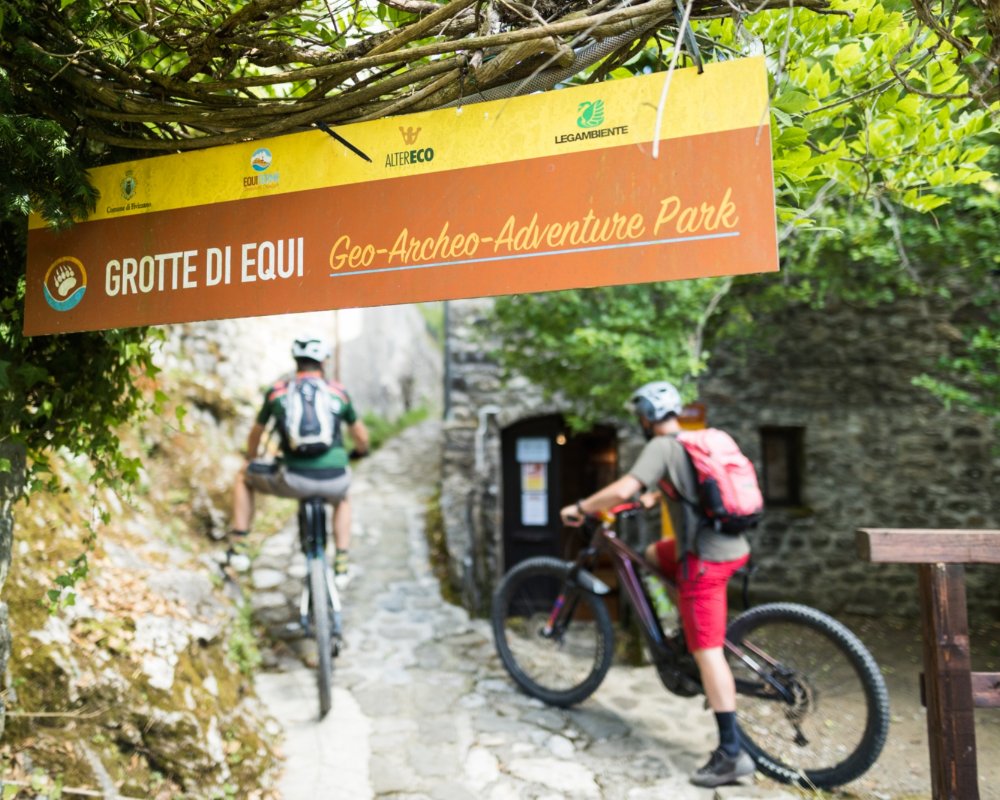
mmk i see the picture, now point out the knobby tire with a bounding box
[491,556,614,707]
[726,602,889,789]
[310,556,334,718]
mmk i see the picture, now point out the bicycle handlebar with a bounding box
[607,500,643,517]
[571,500,643,527]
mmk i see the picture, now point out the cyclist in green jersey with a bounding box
[229,334,369,582]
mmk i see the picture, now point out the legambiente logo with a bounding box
[554,98,628,145]
[577,100,605,129]
[43,256,87,312]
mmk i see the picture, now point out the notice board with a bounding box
[24,57,777,335]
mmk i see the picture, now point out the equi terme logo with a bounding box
[554,98,628,145]
[244,147,280,188]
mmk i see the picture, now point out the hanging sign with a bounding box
[24,56,777,336]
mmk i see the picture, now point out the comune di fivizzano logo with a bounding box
[43,256,87,312]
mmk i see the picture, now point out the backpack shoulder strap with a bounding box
[267,378,292,403]
[325,379,349,403]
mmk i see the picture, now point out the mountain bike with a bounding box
[491,502,890,789]
[296,496,343,718]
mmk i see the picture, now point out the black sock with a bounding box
[715,711,740,756]
[229,529,248,539]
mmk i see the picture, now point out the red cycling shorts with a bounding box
[653,539,750,652]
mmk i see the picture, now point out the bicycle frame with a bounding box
[298,496,328,559]
[569,510,677,666]
[571,509,798,703]
[296,497,342,632]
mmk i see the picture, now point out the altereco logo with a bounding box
[554,98,628,145]
[399,126,421,145]
[386,126,434,168]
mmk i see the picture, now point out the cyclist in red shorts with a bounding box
[559,380,753,788]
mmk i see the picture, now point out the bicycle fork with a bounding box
[298,558,343,638]
[542,562,611,639]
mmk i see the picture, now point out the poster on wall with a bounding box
[24,57,777,336]
[521,491,548,527]
[517,441,550,526]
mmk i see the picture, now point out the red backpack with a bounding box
[661,428,764,533]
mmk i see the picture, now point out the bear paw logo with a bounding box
[43,257,87,312]
[54,264,77,297]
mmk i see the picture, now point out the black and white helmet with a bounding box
[291,335,330,362]
[630,381,683,423]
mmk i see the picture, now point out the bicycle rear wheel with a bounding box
[491,556,614,708]
[726,602,889,789]
[309,556,334,717]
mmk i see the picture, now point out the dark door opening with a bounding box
[500,416,618,611]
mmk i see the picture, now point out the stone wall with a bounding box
[699,296,1000,617]
[440,295,1000,619]
[161,306,443,422]
[441,299,561,615]
[0,443,25,741]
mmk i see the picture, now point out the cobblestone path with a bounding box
[255,420,794,800]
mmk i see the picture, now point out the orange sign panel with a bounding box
[24,57,777,335]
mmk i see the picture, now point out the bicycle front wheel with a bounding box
[727,602,889,789]
[309,556,334,717]
[491,557,614,708]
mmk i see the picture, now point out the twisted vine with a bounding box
[0,0,834,152]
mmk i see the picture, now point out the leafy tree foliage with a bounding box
[0,68,158,490]
[0,0,995,478]
[489,0,998,425]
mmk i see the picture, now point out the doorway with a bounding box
[500,415,618,571]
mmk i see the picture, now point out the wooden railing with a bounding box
[856,528,1000,800]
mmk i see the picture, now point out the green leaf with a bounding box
[777,127,809,147]
[833,43,863,75]
[774,90,811,114]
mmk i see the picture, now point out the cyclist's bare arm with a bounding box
[347,419,370,456]
[244,422,265,460]
[559,474,644,526]
[639,489,661,509]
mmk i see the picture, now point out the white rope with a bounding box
[652,0,696,159]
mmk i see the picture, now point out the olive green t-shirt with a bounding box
[256,372,358,471]
[628,434,749,563]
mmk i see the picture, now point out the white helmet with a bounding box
[291,335,330,362]
[630,381,683,423]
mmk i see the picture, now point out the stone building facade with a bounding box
[439,295,1000,619]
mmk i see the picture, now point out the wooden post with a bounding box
[918,563,978,800]
[856,528,1000,800]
